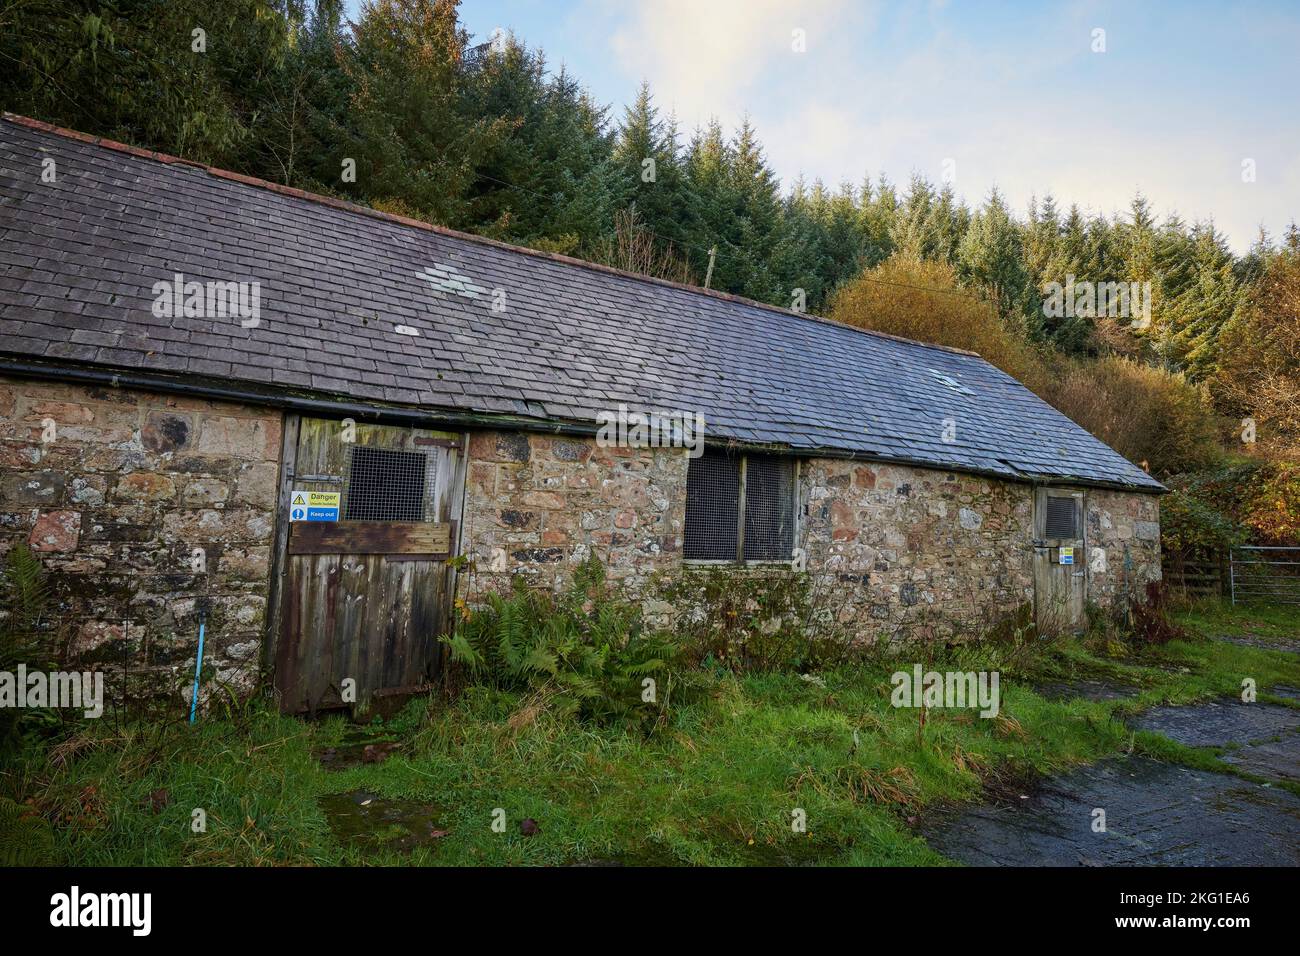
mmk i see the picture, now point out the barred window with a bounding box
[684,449,796,562]
[1044,495,1078,539]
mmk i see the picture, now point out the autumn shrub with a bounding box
[1214,251,1300,455]
[1241,457,1300,544]
[829,253,1052,394]
[1045,356,1220,476]
[1128,582,1187,646]
[1168,458,1300,547]
[1160,486,1245,563]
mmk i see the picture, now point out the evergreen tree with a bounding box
[459,40,614,251]
[857,174,898,267]
[0,0,300,166]
[683,118,735,284]
[770,176,833,310]
[890,175,939,260]
[1164,222,1245,380]
[341,0,507,226]
[956,188,1038,336]
[725,117,786,302]
[611,81,694,248]
[255,0,354,188]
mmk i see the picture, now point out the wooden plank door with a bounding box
[273,417,465,715]
[1032,487,1087,635]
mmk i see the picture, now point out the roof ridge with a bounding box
[1,112,981,361]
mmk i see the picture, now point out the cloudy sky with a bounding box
[362,0,1300,252]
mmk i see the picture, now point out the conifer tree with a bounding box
[341,0,506,226]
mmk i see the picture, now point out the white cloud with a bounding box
[608,0,861,128]
[600,0,1297,251]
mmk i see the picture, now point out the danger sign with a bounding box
[290,489,340,522]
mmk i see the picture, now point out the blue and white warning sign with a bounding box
[290,489,340,522]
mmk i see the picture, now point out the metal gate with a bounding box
[1230,546,1300,606]
[270,416,466,714]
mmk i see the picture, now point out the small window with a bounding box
[345,445,432,522]
[684,449,795,562]
[1044,495,1078,539]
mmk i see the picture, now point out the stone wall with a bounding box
[459,434,1161,640]
[0,375,1160,707]
[0,375,282,699]
[800,459,1037,643]
[460,431,688,598]
[1086,487,1162,605]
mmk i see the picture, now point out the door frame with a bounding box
[263,412,470,708]
[1032,485,1088,635]
[262,411,299,677]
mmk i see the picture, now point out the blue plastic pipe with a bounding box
[189,611,206,724]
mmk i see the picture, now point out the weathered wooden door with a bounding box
[1033,487,1087,635]
[272,416,465,715]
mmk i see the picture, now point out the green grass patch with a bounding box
[4,601,1298,866]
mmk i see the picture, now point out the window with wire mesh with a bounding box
[1044,495,1078,539]
[683,450,740,560]
[743,453,795,560]
[344,445,434,522]
[684,450,795,561]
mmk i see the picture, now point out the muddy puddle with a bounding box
[316,731,402,770]
[1131,698,1299,783]
[318,789,448,852]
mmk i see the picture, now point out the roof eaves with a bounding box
[0,352,1167,494]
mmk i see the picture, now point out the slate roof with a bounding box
[0,114,1163,492]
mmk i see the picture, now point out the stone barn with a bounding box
[0,114,1164,713]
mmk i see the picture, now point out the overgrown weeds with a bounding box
[441,556,682,728]
[1129,582,1188,645]
[654,565,857,671]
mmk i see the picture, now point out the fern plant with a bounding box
[0,543,61,745]
[0,542,52,672]
[0,796,58,866]
[442,556,680,726]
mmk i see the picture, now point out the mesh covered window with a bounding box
[684,450,795,561]
[683,450,740,560]
[344,445,434,522]
[743,454,795,560]
[1044,496,1078,539]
